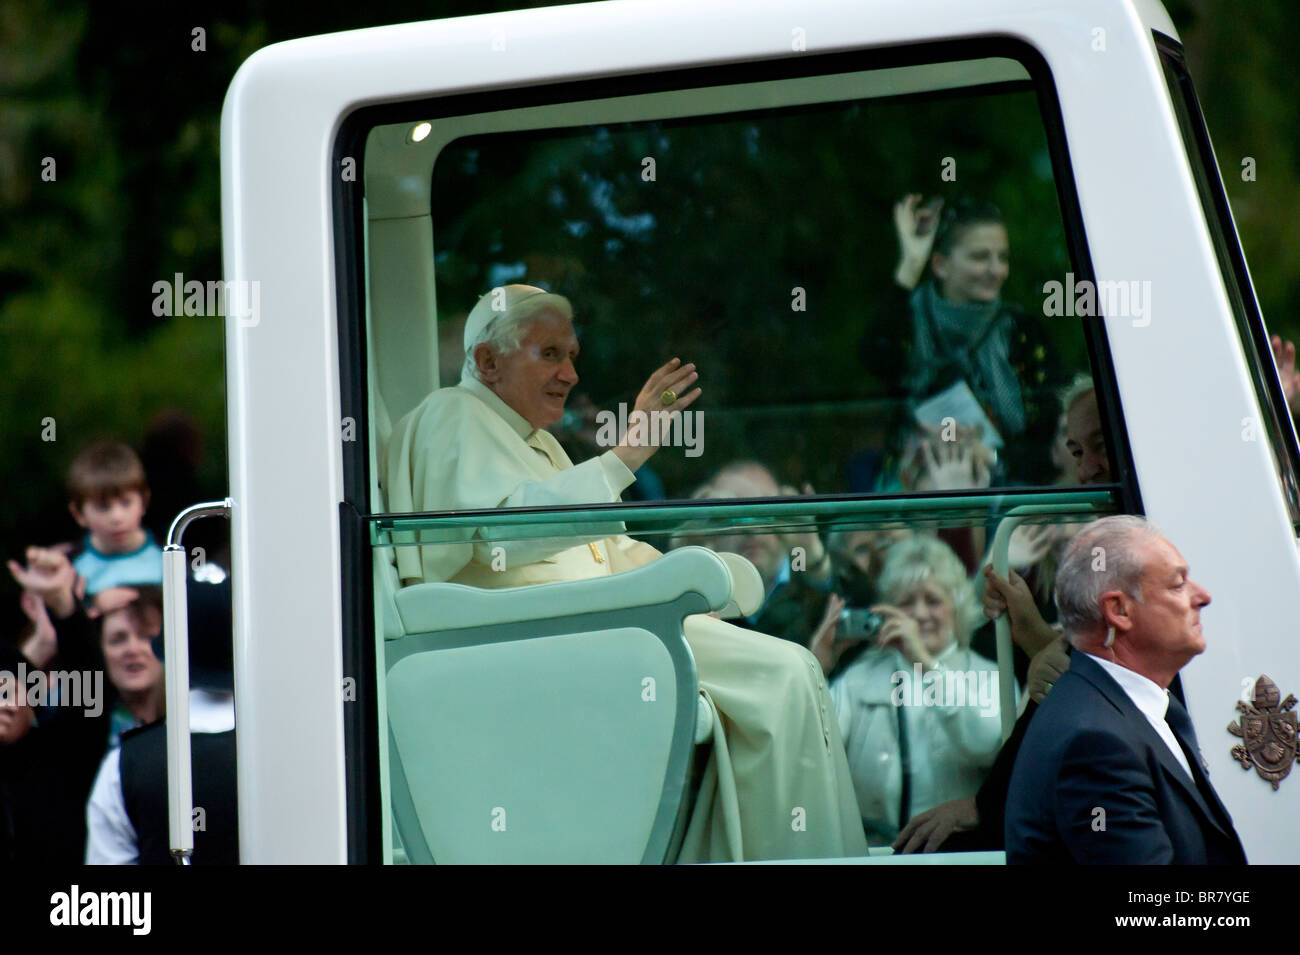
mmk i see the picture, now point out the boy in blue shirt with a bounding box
[7,442,162,623]
[64,441,163,598]
[2,442,164,862]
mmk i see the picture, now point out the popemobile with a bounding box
[158,0,1300,863]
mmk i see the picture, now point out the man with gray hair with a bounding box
[384,284,867,862]
[1003,515,1245,863]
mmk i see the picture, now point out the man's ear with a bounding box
[69,501,88,529]
[473,343,499,383]
[1099,591,1134,634]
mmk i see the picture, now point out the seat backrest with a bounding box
[386,620,683,863]
[383,548,730,863]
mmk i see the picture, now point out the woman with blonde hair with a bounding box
[829,533,1007,846]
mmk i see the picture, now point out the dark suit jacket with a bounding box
[1004,652,1246,864]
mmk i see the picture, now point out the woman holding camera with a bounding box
[828,534,1006,846]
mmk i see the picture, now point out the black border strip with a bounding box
[332,121,378,865]
[336,502,378,863]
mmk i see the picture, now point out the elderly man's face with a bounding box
[1127,536,1212,668]
[698,468,786,585]
[1066,390,1110,484]
[480,309,580,429]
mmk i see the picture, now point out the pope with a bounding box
[383,284,867,861]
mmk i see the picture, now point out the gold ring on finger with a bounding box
[660,389,677,406]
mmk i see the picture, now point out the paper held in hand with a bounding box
[913,380,1004,451]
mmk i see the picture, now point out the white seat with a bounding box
[392,546,734,632]
[362,218,763,860]
[383,546,745,863]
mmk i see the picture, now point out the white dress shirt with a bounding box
[85,689,236,865]
[1088,653,1192,779]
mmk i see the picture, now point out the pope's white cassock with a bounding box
[383,375,868,861]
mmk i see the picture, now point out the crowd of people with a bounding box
[1,422,236,865]
[377,201,1132,859]
[8,189,1293,863]
[650,379,1096,851]
[386,190,1290,861]
[647,358,1104,850]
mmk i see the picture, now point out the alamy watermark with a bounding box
[1042,272,1151,327]
[152,273,260,327]
[50,885,150,935]
[890,662,999,717]
[0,663,103,717]
[594,403,703,458]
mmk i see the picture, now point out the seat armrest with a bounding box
[713,552,764,618]
[394,545,735,634]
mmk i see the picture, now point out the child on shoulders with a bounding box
[64,440,163,600]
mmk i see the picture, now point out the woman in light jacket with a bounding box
[830,533,1007,847]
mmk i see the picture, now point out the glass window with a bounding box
[1156,33,1300,531]
[349,44,1132,863]
[397,59,1097,500]
[372,496,1115,860]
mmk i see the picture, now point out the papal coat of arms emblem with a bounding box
[1228,675,1299,790]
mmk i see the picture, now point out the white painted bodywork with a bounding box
[221,0,1297,862]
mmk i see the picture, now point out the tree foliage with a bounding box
[1,0,1297,635]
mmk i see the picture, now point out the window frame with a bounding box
[1153,31,1300,533]
[331,35,1143,863]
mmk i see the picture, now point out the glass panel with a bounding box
[428,82,1082,493]
[370,489,1115,548]
[372,499,1116,859]
[357,46,1130,862]
[1156,36,1300,530]
[364,53,1118,513]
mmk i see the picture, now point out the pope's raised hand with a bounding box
[614,357,702,472]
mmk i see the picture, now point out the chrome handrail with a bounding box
[988,503,1097,741]
[163,498,233,864]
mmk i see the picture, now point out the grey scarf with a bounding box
[906,281,1026,436]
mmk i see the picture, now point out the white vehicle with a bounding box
[160,0,1300,863]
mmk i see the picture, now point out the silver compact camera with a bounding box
[839,608,884,641]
